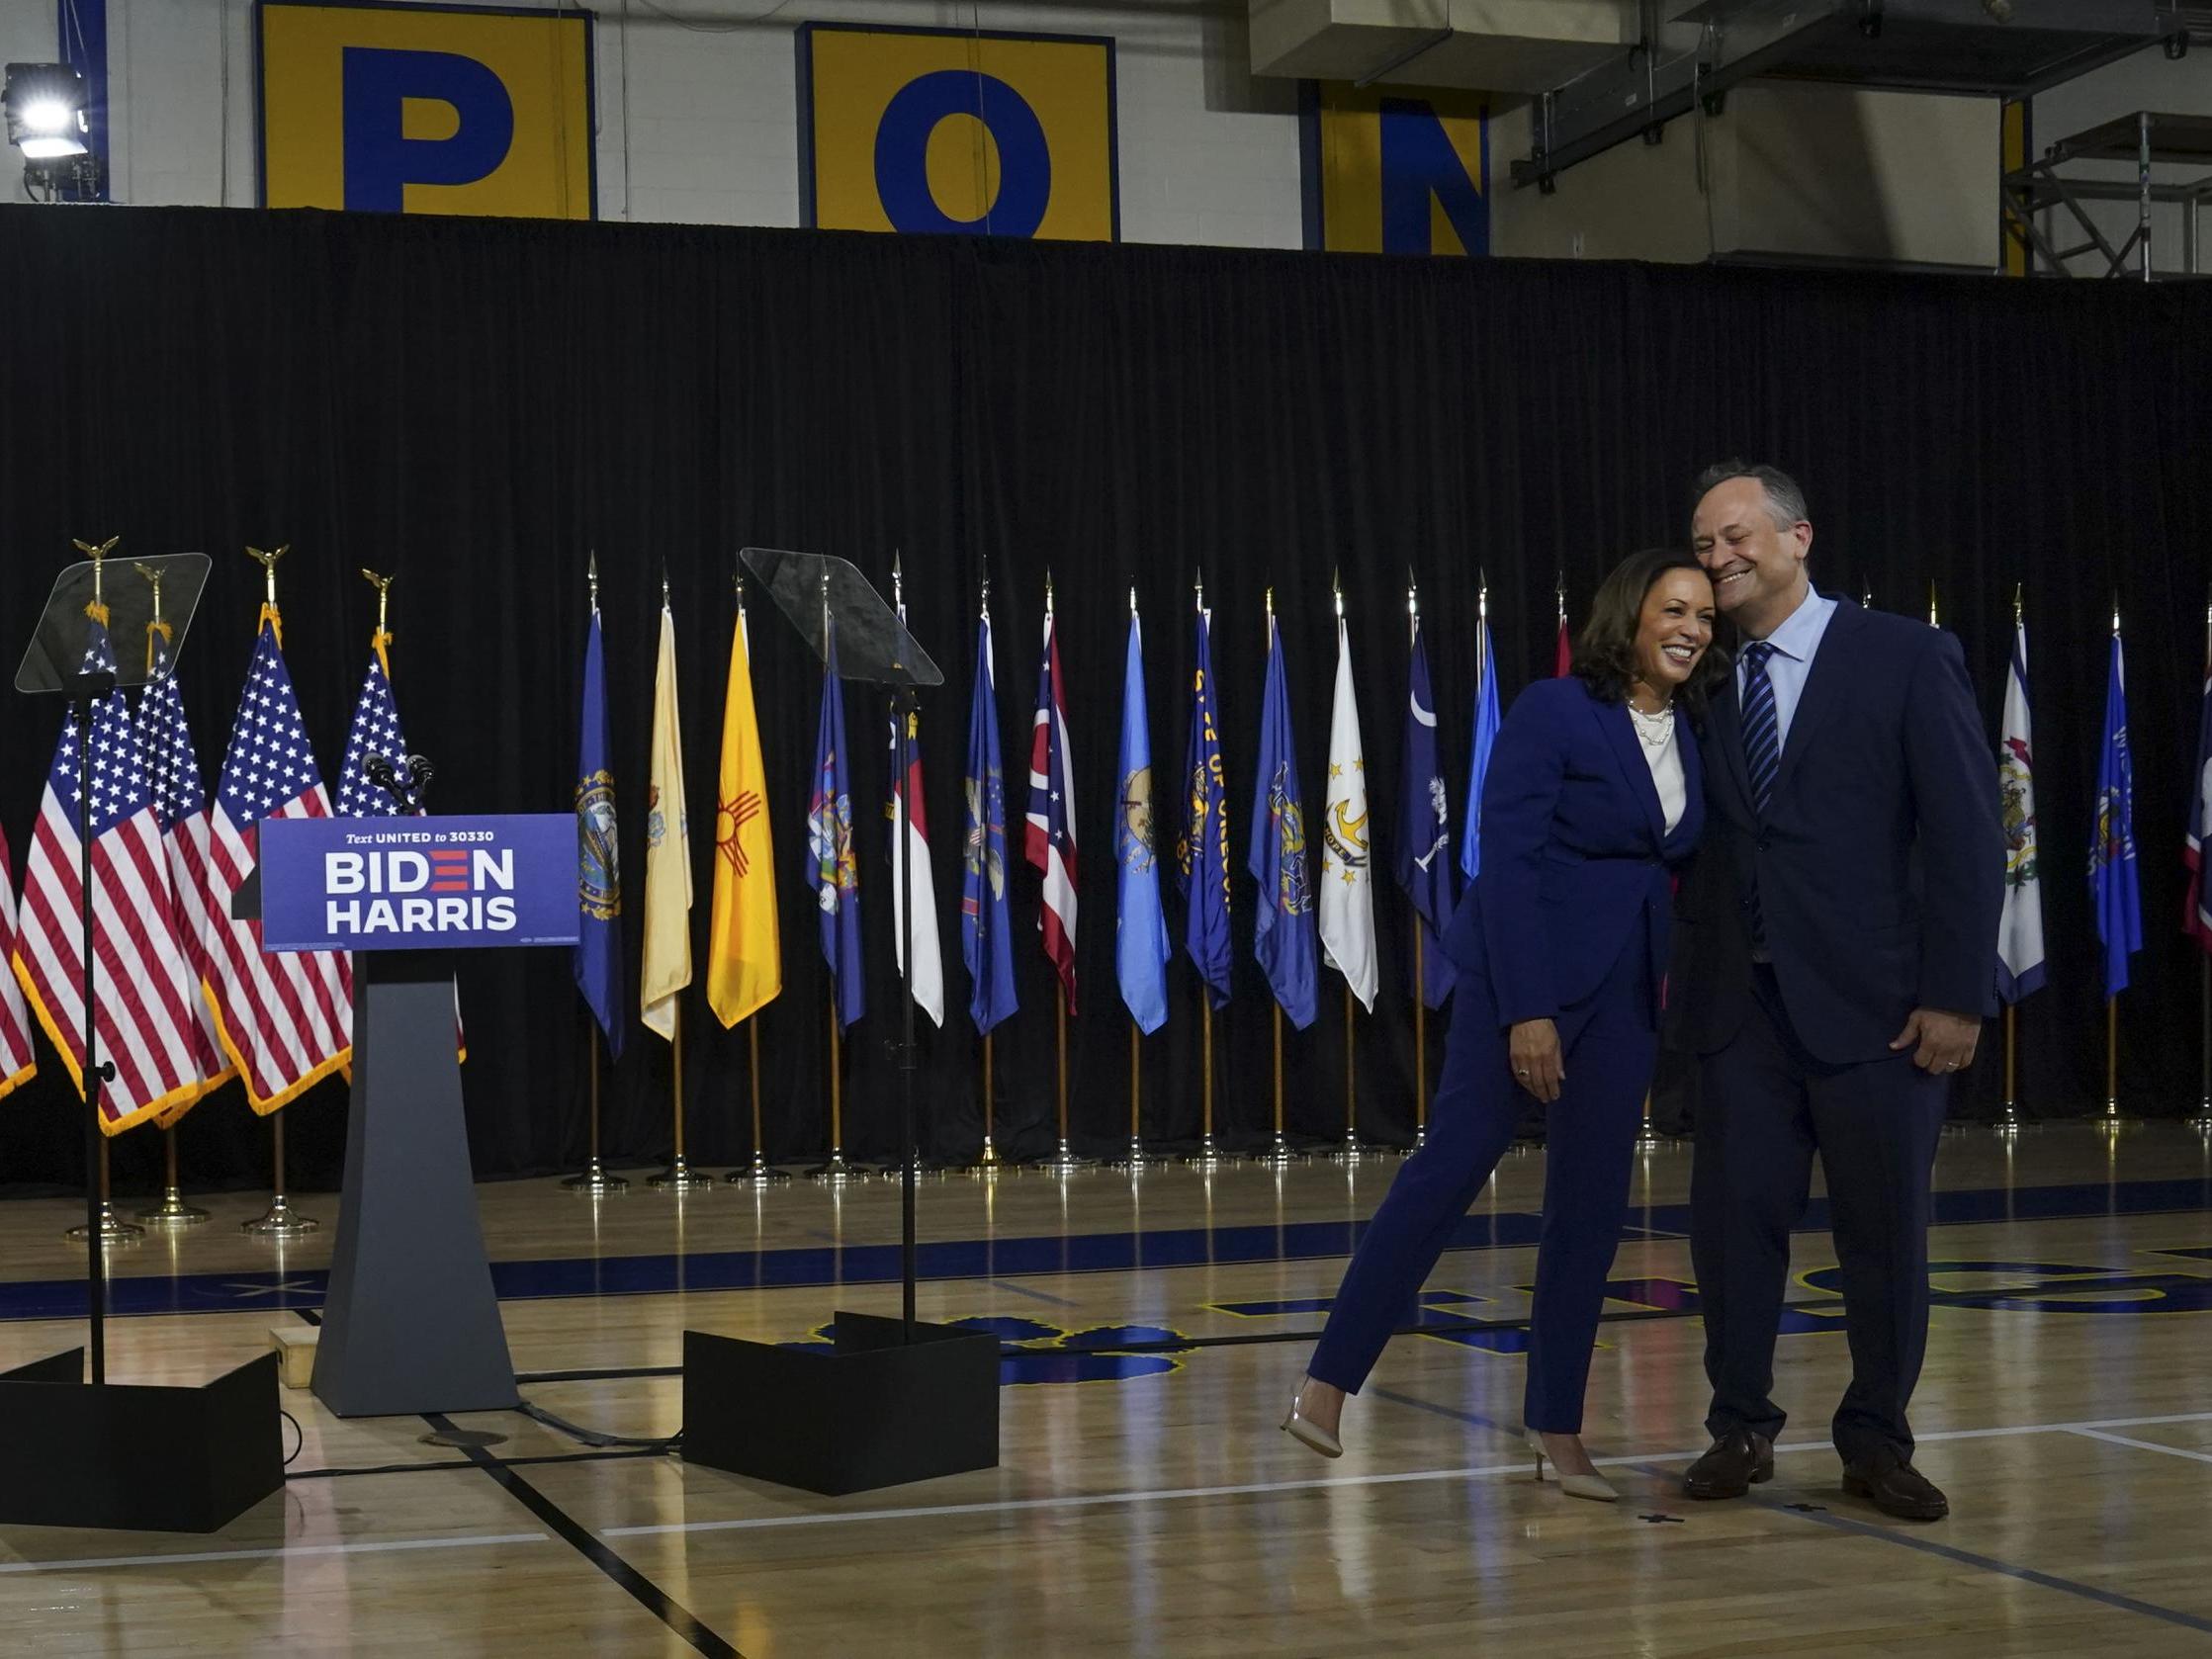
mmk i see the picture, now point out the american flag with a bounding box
[203,611,352,1112]
[0,830,36,1100]
[11,615,211,1132]
[135,626,235,1112]
[337,636,407,818]
[1025,611,1079,1011]
[335,630,466,1055]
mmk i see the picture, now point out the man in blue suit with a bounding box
[1673,462,2001,1521]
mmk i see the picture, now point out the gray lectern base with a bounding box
[313,952,517,1417]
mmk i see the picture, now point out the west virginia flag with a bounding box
[708,606,780,1028]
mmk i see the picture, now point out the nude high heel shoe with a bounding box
[1282,1395,1343,1458]
[1528,1431,1618,1503]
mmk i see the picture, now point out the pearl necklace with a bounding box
[1629,701,1674,750]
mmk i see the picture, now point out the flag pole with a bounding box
[242,1108,316,1236]
[2000,1004,2019,1132]
[1637,1088,1661,1148]
[1258,586,1299,1171]
[564,1022,627,1191]
[240,544,316,1240]
[1040,570,1088,1178]
[1410,572,1428,1152]
[137,1120,209,1225]
[2197,958,2212,1134]
[65,1142,143,1243]
[2103,995,2121,1128]
[131,560,208,1228]
[810,574,857,1183]
[1189,566,1228,1172]
[649,565,709,1194]
[978,1030,1001,1170]
[1116,1017,1163,1168]
[1331,982,1367,1163]
[730,1019,786,1184]
[567,554,627,1195]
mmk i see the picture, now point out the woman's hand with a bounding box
[1508,1019,1564,1103]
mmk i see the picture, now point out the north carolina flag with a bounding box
[640,600,692,1042]
[707,606,781,1028]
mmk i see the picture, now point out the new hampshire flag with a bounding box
[2091,622,2142,998]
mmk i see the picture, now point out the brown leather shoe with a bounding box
[1682,1430,1774,1499]
[1842,1458,1948,1521]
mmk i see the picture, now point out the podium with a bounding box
[257,811,577,1417]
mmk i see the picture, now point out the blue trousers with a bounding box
[1307,940,1654,1434]
[1691,964,1947,1464]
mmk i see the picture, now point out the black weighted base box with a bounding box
[682,1313,999,1496]
[0,1350,283,1532]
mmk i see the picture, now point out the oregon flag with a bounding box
[707,608,780,1026]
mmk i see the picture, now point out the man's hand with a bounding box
[1890,1008,1981,1075]
[1509,1019,1564,1103]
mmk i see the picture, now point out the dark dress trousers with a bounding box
[1309,675,1703,1433]
[1672,596,2002,1465]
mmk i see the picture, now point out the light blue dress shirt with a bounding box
[1736,587,1837,748]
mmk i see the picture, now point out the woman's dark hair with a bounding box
[1570,548,1728,717]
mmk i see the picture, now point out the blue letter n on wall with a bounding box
[341,47,515,213]
[1378,98,1487,256]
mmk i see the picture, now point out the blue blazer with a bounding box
[1443,675,1704,1042]
[1670,598,2003,1065]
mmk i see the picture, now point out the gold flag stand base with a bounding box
[807,1150,862,1182]
[964,1138,1005,1175]
[1255,1130,1305,1169]
[727,1153,789,1186]
[647,1156,717,1192]
[564,1159,630,1194]
[241,1193,317,1238]
[2192,1105,2212,1135]
[138,1130,210,1224]
[136,1184,211,1226]
[66,1201,143,1245]
[1186,1134,1233,1171]
[1038,1139,1092,1177]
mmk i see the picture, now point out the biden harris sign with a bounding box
[258,815,579,952]
[798,23,1118,241]
[258,1,595,219]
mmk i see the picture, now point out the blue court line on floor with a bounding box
[1669,1466,2212,1637]
[2,1176,2205,1325]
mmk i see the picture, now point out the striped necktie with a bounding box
[1740,641,1781,817]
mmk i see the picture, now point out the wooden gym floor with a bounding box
[0,1121,2207,1656]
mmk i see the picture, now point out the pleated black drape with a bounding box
[1,204,2206,1196]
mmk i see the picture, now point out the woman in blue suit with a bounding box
[1283,548,1723,1501]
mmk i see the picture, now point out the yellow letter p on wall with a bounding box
[260,2,594,220]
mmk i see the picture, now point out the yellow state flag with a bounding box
[707,608,780,1025]
[640,602,691,1041]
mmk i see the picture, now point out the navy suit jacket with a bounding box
[1443,675,1704,1043]
[1671,597,2003,1066]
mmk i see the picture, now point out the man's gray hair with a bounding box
[1693,461,1810,530]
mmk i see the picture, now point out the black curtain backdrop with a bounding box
[1,204,2207,1198]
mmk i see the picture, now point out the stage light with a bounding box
[3,63,90,161]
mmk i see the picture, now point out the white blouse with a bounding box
[1628,704,1686,833]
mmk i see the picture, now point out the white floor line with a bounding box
[0,1530,551,1576]
[602,1410,2212,1538]
[2064,1428,2212,1465]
